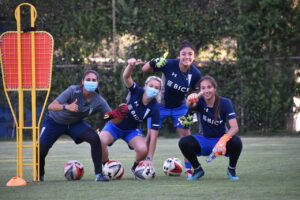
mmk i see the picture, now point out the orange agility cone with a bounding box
[6,176,27,187]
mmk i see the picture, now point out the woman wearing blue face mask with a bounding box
[99,58,162,174]
[39,70,113,182]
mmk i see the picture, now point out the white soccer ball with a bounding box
[102,160,124,180]
[63,160,84,181]
[163,157,183,176]
[134,161,155,180]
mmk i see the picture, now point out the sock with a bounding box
[131,161,139,171]
[184,162,192,171]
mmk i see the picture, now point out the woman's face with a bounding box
[200,79,216,101]
[83,73,98,83]
[146,79,161,91]
[179,47,195,68]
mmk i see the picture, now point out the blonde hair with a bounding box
[145,76,162,103]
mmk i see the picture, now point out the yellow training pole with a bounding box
[15,4,24,179]
[29,5,38,182]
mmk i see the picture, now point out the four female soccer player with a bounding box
[41,41,242,182]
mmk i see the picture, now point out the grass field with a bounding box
[0,137,299,200]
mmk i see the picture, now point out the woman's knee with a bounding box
[135,144,148,156]
[82,130,101,146]
[178,135,194,150]
[99,131,114,147]
[231,136,242,148]
[227,135,243,153]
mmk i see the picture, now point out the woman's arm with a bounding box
[123,58,144,88]
[145,129,159,161]
[48,99,78,112]
[142,61,154,73]
[226,118,239,137]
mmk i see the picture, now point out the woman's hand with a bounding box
[127,58,144,68]
[66,99,78,112]
[187,91,202,107]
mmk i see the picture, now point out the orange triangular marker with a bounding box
[6,176,27,187]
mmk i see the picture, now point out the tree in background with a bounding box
[0,0,299,135]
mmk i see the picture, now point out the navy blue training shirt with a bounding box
[196,96,236,138]
[116,83,160,130]
[152,59,201,108]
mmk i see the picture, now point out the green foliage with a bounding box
[0,0,299,134]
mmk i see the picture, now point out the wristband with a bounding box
[145,156,152,161]
[63,104,67,110]
[149,60,156,68]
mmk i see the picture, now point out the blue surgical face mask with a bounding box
[83,81,98,92]
[145,86,159,98]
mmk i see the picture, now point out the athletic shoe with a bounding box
[187,168,205,181]
[95,173,109,182]
[39,175,44,182]
[131,162,138,174]
[227,169,239,181]
[185,169,193,179]
[130,164,137,179]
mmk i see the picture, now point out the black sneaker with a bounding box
[131,161,139,174]
[95,173,109,182]
[40,175,44,182]
[187,168,205,181]
[227,167,239,181]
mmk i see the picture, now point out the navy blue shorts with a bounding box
[40,116,94,148]
[192,134,220,156]
[147,103,188,129]
[101,121,144,145]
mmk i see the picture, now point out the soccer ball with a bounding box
[102,160,124,180]
[163,157,183,176]
[63,160,84,181]
[134,161,155,180]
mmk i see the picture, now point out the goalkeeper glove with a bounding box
[178,114,194,128]
[104,103,129,121]
[213,134,232,156]
[149,52,168,68]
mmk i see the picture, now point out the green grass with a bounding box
[0,137,299,200]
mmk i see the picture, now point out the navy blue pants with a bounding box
[39,116,103,176]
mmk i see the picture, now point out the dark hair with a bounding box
[178,40,196,53]
[82,69,100,93]
[199,75,220,121]
[83,70,99,81]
